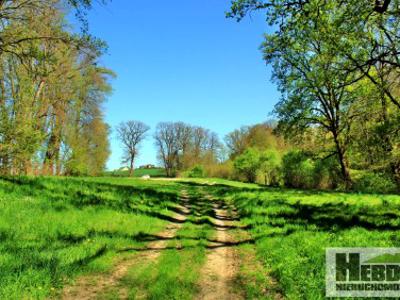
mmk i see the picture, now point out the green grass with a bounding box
[0,176,187,299]
[2,176,400,299]
[201,182,400,300]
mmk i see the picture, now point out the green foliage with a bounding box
[281,150,315,189]
[353,172,397,194]
[187,165,206,178]
[233,148,261,183]
[204,161,235,179]
[225,122,285,159]
[228,0,400,191]
[0,1,113,176]
[313,156,341,189]
[258,149,282,186]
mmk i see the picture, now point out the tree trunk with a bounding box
[333,132,352,190]
[129,156,134,177]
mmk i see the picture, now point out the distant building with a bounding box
[139,164,156,169]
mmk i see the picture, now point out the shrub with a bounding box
[187,165,206,178]
[282,150,315,189]
[233,148,261,183]
[258,149,282,186]
[353,172,397,194]
[205,161,234,179]
[313,157,341,189]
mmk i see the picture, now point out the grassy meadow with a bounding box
[1,176,400,299]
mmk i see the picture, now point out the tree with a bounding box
[225,126,249,158]
[229,1,370,189]
[0,0,109,61]
[225,123,285,159]
[174,122,192,170]
[281,150,315,189]
[0,1,113,176]
[154,121,222,177]
[116,121,150,177]
[233,148,261,183]
[154,122,178,177]
[259,149,281,186]
[228,0,400,111]
[228,0,400,190]
[272,27,361,188]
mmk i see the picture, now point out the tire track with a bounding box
[196,198,242,300]
[61,192,191,300]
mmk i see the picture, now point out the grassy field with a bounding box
[0,176,186,298]
[1,176,400,299]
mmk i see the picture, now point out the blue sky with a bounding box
[85,1,279,170]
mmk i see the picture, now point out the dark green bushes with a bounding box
[281,150,314,189]
[353,172,398,194]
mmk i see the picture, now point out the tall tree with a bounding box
[266,8,364,188]
[154,122,178,177]
[227,0,398,189]
[0,0,113,176]
[228,0,400,111]
[116,121,150,177]
[225,126,249,158]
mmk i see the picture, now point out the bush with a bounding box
[205,161,234,179]
[313,157,341,189]
[187,165,206,178]
[353,172,397,194]
[282,150,315,189]
[233,148,261,183]
[258,149,282,186]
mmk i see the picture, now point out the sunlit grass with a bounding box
[208,184,400,299]
[0,176,187,299]
[2,176,399,299]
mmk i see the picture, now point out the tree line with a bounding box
[117,121,222,177]
[117,116,399,193]
[0,0,113,176]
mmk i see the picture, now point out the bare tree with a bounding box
[154,122,223,176]
[224,126,249,158]
[192,126,210,160]
[154,122,179,177]
[116,121,150,177]
[208,132,222,157]
[174,122,192,170]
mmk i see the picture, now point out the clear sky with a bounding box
[85,1,279,170]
